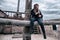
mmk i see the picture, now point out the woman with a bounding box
[30,4,46,39]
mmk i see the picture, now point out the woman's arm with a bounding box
[38,11,43,18]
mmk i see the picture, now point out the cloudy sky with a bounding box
[0,0,60,20]
[0,0,60,11]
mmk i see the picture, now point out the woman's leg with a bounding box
[30,18,36,34]
[37,18,46,39]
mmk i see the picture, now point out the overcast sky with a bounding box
[0,0,60,12]
[0,0,60,20]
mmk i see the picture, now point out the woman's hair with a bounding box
[34,4,39,7]
[34,4,39,9]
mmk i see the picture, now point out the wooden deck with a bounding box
[0,26,60,40]
[0,34,58,40]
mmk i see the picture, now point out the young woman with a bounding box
[30,4,46,39]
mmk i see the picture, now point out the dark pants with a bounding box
[30,17,46,39]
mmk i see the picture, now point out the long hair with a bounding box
[34,4,39,9]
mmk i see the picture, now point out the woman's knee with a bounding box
[30,18,35,22]
[38,21,44,25]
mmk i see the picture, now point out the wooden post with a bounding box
[23,0,32,40]
[23,34,31,40]
[23,26,31,40]
[16,0,20,17]
[25,0,32,20]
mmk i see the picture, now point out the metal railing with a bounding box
[3,11,25,20]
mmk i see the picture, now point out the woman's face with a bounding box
[34,5,39,9]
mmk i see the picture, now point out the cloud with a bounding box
[0,0,18,11]
[32,0,60,11]
[44,0,60,9]
[0,0,60,11]
[0,0,60,20]
[44,0,58,3]
[0,0,5,5]
[0,0,25,12]
[19,0,25,12]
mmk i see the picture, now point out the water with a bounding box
[43,13,60,20]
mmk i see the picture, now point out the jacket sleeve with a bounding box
[30,10,34,17]
[40,11,43,18]
[29,10,33,19]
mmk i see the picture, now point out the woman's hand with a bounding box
[38,15,41,17]
[35,13,39,15]
[35,12,40,15]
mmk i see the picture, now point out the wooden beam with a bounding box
[0,18,60,26]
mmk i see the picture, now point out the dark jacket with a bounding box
[30,9,43,18]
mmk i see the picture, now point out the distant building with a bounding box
[0,9,8,18]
